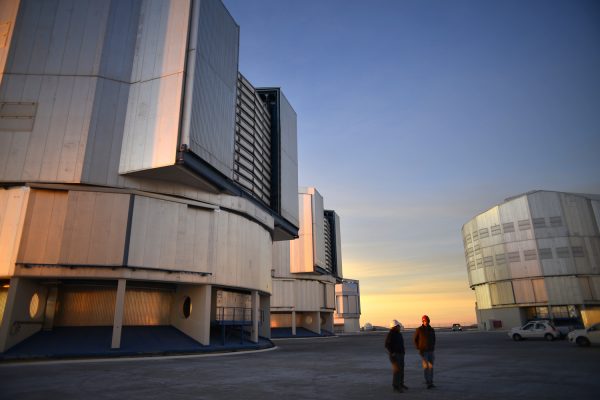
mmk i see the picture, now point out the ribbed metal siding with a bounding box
[323,216,333,273]
[124,289,172,325]
[54,286,172,326]
[234,73,271,205]
[55,287,116,326]
[188,0,238,178]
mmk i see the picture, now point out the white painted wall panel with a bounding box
[128,195,272,292]
[0,0,20,78]
[0,186,29,276]
[119,0,189,174]
[290,193,314,273]
[532,279,548,302]
[545,276,583,305]
[272,241,291,278]
[490,281,514,305]
[561,193,597,236]
[17,189,67,264]
[271,279,294,308]
[513,280,536,303]
[311,188,326,269]
[475,284,491,309]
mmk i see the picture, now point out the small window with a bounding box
[475,258,483,268]
[29,292,40,318]
[479,228,489,238]
[549,216,563,227]
[572,247,585,258]
[491,225,502,235]
[182,296,192,319]
[473,244,481,252]
[465,233,472,243]
[507,251,521,263]
[532,218,546,229]
[483,256,494,267]
[556,247,570,259]
[503,222,515,233]
[0,101,37,131]
[518,219,531,231]
[472,231,479,240]
[523,249,537,261]
[495,253,506,265]
[468,260,476,270]
[539,248,553,260]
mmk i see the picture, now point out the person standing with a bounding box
[413,314,436,389]
[385,319,408,393]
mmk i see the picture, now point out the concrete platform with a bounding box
[0,326,273,361]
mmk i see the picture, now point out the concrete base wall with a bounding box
[477,307,524,330]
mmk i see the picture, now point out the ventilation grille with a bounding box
[234,73,272,205]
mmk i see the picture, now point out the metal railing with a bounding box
[215,307,253,324]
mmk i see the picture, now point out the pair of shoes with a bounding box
[427,383,436,389]
[393,386,403,393]
[401,384,409,390]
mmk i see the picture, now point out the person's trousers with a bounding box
[420,351,435,384]
[389,353,405,389]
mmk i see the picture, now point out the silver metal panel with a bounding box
[98,0,141,82]
[186,0,238,178]
[332,211,343,277]
[278,91,299,226]
[82,78,130,184]
[6,0,112,76]
[311,188,326,269]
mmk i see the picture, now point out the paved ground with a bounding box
[0,330,598,399]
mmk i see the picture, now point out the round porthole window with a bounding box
[182,296,192,319]
[29,292,40,319]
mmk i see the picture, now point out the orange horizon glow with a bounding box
[343,259,477,328]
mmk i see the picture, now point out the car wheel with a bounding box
[576,337,591,347]
[512,333,522,341]
[544,333,554,341]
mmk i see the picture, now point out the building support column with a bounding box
[43,286,58,331]
[316,311,321,335]
[291,310,296,336]
[111,279,127,349]
[251,290,259,343]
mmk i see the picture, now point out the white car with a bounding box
[567,323,600,347]
[508,320,561,341]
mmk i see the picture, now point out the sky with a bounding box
[222,0,600,328]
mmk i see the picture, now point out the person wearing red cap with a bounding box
[413,314,436,389]
[385,319,408,393]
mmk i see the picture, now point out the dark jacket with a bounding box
[413,324,436,353]
[385,327,405,355]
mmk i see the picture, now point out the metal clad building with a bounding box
[0,0,299,353]
[271,187,361,335]
[463,190,600,330]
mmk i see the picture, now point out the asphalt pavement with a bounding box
[0,330,598,399]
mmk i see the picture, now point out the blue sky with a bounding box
[223,0,600,326]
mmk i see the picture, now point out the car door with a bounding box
[533,323,547,338]
[521,322,535,338]
[587,323,600,344]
